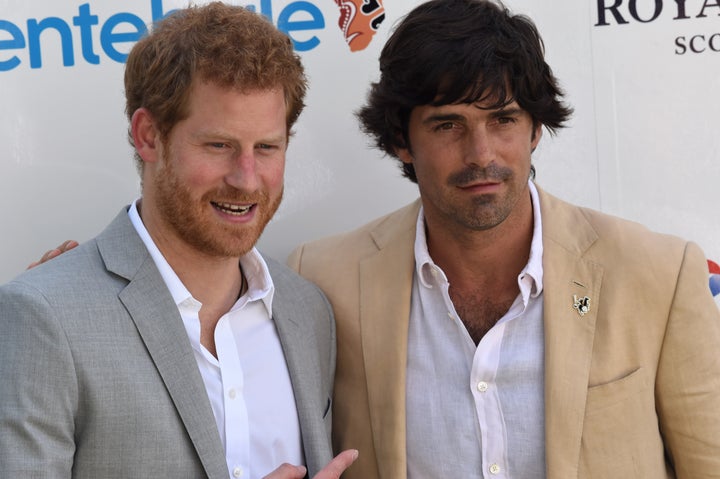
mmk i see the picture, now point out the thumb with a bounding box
[262,463,307,479]
[312,449,359,479]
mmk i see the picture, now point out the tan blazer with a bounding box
[288,187,720,479]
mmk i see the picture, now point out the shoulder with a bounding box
[538,188,704,281]
[264,254,331,307]
[265,255,320,291]
[288,200,420,269]
[2,207,140,299]
[0,238,138,352]
[540,188,689,253]
[0,208,144,312]
[0,239,109,363]
[2,240,104,298]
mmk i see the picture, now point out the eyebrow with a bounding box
[421,106,526,126]
[487,106,524,119]
[193,129,232,140]
[194,130,287,144]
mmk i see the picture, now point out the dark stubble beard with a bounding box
[442,163,518,231]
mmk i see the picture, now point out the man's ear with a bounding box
[131,108,161,164]
[531,123,543,152]
[396,146,414,165]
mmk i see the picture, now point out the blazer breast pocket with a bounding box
[586,367,648,413]
[579,367,667,478]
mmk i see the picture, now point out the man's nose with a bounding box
[224,151,260,192]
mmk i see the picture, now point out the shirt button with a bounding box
[489,463,501,474]
[477,381,488,392]
[228,389,237,399]
[232,466,243,478]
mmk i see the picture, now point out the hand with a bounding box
[262,449,358,479]
[27,240,79,269]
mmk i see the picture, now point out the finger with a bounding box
[313,449,359,479]
[58,240,79,252]
[262,463,307,479]
[42,249,62,262]
[27,249,60,270]
[26,240,80,270]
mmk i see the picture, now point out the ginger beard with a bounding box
[152,146,283,258]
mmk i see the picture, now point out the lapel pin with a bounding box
[573,294,591,316]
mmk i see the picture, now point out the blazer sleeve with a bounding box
[655,241,720,478]
[0,281,78,477]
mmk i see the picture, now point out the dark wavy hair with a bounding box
[357,0,573,183]
[125,2,307,173]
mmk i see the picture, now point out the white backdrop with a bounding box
[2,0,719,302]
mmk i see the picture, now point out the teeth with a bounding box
[214,202,252,215]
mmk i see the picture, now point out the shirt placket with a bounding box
[215,315,250,479]
[470,322,508,479]
[437,275,509,479]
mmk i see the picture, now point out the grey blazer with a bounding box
[0,208,335,478]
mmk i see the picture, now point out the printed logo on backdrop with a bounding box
[334,0,385,51]
[0,0,385,72]
[594,0,720,55]
[709,260,720,305]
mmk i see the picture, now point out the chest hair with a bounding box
[449,286,517,345]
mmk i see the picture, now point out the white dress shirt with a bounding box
[128,201,303,479]
[406,181,546,478]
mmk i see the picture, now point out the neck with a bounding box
[137,200,244,309]
[425,195,534,294]
[146,219,244,360]
[166,250,244,309]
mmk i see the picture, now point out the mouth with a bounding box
[459,179,501,188]
[211,201,254,216]
[457,180,503,193]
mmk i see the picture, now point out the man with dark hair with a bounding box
[289,0,720,477]
[0,3,355,478]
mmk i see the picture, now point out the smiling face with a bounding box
[397,99,541,236]
[136,81,287,259]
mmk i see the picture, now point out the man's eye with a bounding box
[498,117,516,124]
[435,122,455,131]
[208,142,228,149]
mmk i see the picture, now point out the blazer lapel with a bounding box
[97,210,228,479]
[538,190,604,478]
[359,201,419,479]
[271,288,329,476]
